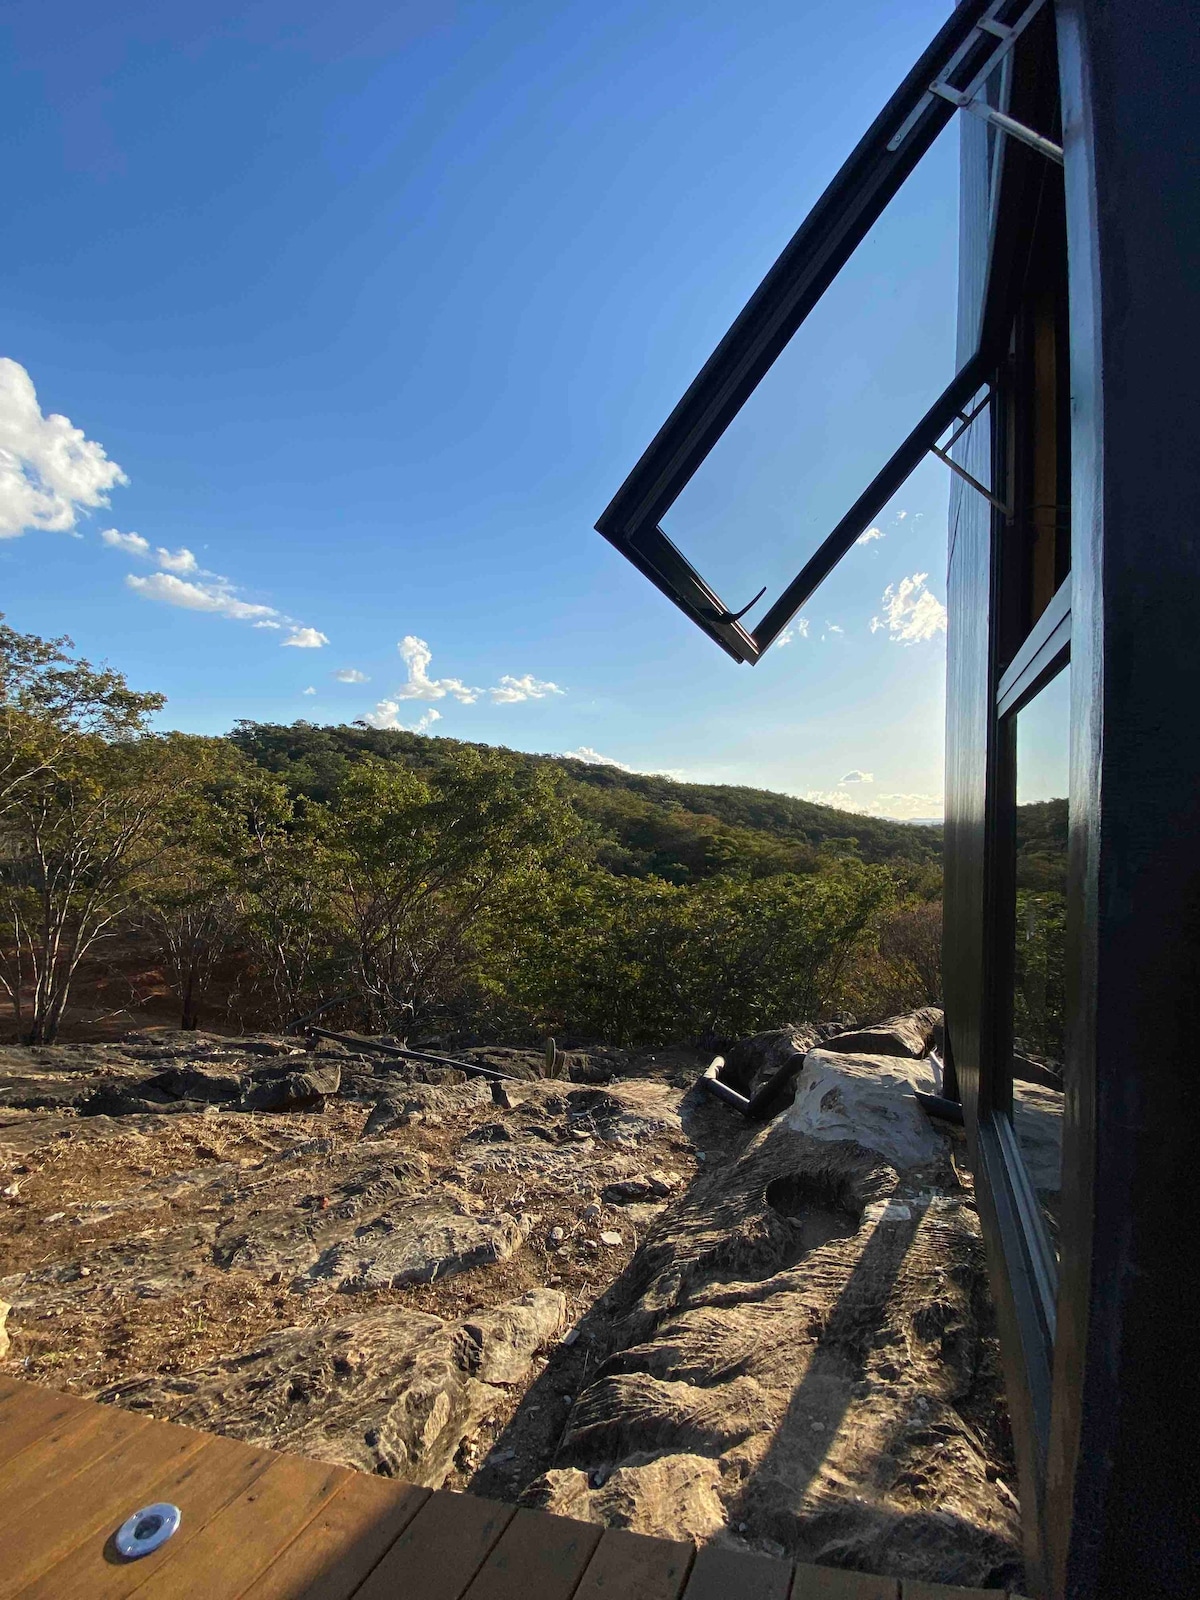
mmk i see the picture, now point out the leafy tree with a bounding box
[317,749,576,1030]
[134,741,258,1029]
[0,615,163,819]
[0,735,198,1042]
[0,620,170,1041]
[503,860,896,1046]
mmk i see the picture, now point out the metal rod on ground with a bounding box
[304,1026,526,1085]
[698,1045,809,1121]
[698,1060,752,1112]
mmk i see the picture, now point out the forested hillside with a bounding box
[0,619,944,1049]
[230,721,942,885]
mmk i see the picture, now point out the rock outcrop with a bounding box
[103,1289,566,1485]
[520,1022,1022,1591]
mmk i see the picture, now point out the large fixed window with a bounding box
[595,0,1061,663]
[986,80,1071,1361]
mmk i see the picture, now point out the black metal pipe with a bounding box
[698,1060,752,1112]
[697,1047,808,1120]
[913,1089,966,1125]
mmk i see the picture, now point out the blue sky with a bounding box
[1,0,960,819]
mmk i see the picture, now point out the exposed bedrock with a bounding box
[522,1029,1022,1591]
[102,1289,566,1485]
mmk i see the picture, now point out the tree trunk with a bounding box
[180,967,199,1030]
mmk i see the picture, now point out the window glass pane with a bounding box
[1011,664,1069,1261]
[656,120,961,618]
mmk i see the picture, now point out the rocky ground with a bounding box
[0,1017,1026,1590]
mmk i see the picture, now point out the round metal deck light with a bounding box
[114,1502,181,1559]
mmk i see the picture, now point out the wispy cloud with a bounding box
[302,686,316,695]
[562,746,635,772]
[125,571,279,622]
[0,358,127,539]
[856,526,884,544]
[333,668,369,684]
[840,770,873,784]
[362,701,443,734]
[776,618,809,647]
[101,527,200,574]
[489,673,564,704]
[108,522,329,647]
[871,572,947,644]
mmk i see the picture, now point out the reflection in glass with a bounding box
[1011,666,1069,1259]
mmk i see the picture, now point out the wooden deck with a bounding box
[0,1377,1028,1599]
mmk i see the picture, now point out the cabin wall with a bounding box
[1051,4,1200,1596]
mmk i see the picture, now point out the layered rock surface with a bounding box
[513,1023,1024,1590]
[0,1032,692,1486]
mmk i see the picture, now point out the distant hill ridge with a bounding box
[229,721,942,883]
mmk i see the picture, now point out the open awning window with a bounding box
[595,0,1057,663]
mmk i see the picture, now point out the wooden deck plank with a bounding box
[17,1432,279,1599]
[0,1401,150,1510]
[112,1450,352,1599]
[572,1527,693,1600]
[353,1490,516,1600]
[682,1545,794,1600]
[792,1565,899,1597]
[240,1476,430,1600]
[461,1507,603,1600]
[0,1380,92,1462]
[0,1415,205,1596]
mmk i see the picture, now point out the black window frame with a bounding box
[595,0,1052,664]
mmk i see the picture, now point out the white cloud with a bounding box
[562,747,636,772]
[776,618,809,647]
[872,791,943,821]
[382,637,565,708]
[155,546,199,575]
[390,636,481,704]
[840,770,874,784]
[302,686,316,695]
[872,572,947,644]
[282,626,329,649]
[826,623,844,635]
[1,359,328,646]
[805,786,943,821]
[0,358,127,539]
[363,700,443,734]
[333,668,369,684]
[896,509,908,521]
[489,673,564,704]
[101,526,199,574]
[126,571,279,622]
[804,788,857,812]
[856,526,884,544]
[101,528,149,558]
